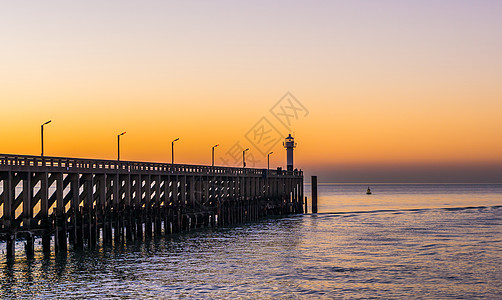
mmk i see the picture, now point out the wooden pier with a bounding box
[0,154,303,259]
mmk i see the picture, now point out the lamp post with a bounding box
[41,120,52,156]
[242,148,249,168]
[212,144,219,166]
[172,138,179,164]
[267,151,273,170]
[117,131,126,161]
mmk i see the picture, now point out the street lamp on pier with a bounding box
[117,131,126,161]
[41,120,52,157]
[212,144,219,166]
[172,138,180,164]
[242,148,249,168]
[267,151,273,170]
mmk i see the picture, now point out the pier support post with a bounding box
[144,176,153,238]
[56,173,67,252]
[136,208,143,240]
[70,174,80,248]
[75,210,84,249]
[39,172,51,254]
[91,210,98,248]
[56,214,68,252]
[311,176,318,213]
[42,231,51,254]
[126,206,133,241]
[25,232,35,258]
[6,232,16,259]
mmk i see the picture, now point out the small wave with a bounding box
[403,227,429,231]
[421,244,439,248]
[330,266,361,273]
[442,206,488,211]
[417,251,437,256]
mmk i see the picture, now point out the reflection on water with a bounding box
[1,184,501,299]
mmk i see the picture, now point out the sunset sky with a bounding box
[1,1,501,183]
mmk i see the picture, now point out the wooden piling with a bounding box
[25,232,35,257]
[6,232,15,259]
[42,231,51,253]
[311,176,318,213]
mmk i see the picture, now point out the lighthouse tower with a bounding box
[283,134,296,171]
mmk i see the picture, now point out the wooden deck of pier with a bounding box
[0,154,303,259]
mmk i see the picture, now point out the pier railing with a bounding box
[0,154,302,177]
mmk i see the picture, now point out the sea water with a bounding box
[0,184,501,299]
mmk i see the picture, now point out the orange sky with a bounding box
[1,1,501,182]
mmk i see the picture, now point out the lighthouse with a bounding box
[283,134,296,171]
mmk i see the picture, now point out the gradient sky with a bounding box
[1,1,501,183]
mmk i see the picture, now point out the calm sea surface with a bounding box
[1,184,501,299]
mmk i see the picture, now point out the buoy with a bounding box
[366,187,372,195]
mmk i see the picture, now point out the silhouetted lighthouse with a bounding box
[283,134,296,171]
